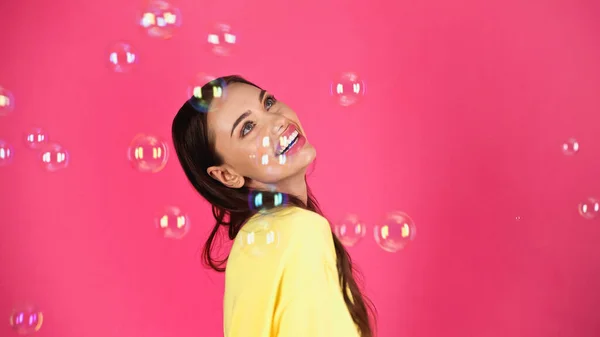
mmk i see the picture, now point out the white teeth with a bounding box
[279,130,299,154]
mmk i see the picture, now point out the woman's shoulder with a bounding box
[237,206,335,265]
[245,206,331,238]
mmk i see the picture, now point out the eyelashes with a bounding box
[241,120,255,137]
[240,95,278,137]
[264,95,277,110]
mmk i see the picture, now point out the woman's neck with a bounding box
[272,173,308,205]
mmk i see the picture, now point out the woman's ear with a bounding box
[207,165,245,188]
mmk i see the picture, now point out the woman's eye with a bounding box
[241,121,255,137]
[264,96,276,110]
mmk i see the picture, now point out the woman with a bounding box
[171,75,376,337]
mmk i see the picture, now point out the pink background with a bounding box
[2,0,600,336]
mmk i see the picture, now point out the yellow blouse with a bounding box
[223,206,359,337]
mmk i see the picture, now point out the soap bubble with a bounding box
[562,138,579,155]
[155,206,190,239]
[250,135,296,179]
[139,0,182,39]
[207,23,237,56]
[248,190,288,212]
[0,86,15,116]
[40,143,69,172]
[127,134,169,173]
[10,305,43,334]
[578,197,599,220]
[237,217,280,257]
[330,72,365,107]
[333,214,367,247]
[108,42,137,73]
[187,74,226,113]
[374,211,416,252]
[0,140,14,166]
[24,128,49,150]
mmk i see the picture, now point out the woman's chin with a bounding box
[294,144,316,170]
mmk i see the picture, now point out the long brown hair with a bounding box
[171,75,376,336]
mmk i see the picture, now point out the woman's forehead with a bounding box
[211,83,260,115]
[207,83,261,136]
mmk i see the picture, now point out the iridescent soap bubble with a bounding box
[330,72,365,107]
[10,305,43,334]
[0,86,15,116]
[187,74,226,113]
[333,214,367,247]
[127,134,168,173]
[248,189,288,213]
[374,211,416,252]
[562,138,579,155]
[139,0,182,39]
[108,42,137,73]
[155,206,190,239]
[207,23,237,56]
[578,197,599,220]
[249,134,297,180]
[40,143,69,172]
[0,140,14,166]
[24,128,49,150]
[237,217,280,257]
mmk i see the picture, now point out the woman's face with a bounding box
[206,82,316,189]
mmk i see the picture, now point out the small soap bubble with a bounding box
[374,211,416,252]
[578,197,599,220]
[108,42,138,73]
[0,140,14,166]
[237,218,280,257]
[187,74,226,113]
[0,86,15,116]
[139,0,182,39]
[40,143,69,172]
[248,190,288,212]
[562,138,579,155]
[10,305,43,334]
[207,23,237,56]
[249,135,294,178]
[24,128,49,150]
[127,134,169,173]
[155,206,190,239]
[330,72,365,107]
[333,214,367,247]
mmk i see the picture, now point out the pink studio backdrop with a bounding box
[1,0,600,336]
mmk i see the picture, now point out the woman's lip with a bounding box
[281,124,298,139]
[276,124,301,155]
[282,133,306,156]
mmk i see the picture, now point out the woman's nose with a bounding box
[270,116,287,135]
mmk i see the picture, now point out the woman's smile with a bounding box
[276,124,306,157]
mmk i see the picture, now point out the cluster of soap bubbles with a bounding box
[103,0,366,106]
[560,138,599,220]
[107,0,238,73]
[333,212,417,252]
[239,189,417,255]
[0,127,69,171]
[126,134,188,240]
[3,1,598,334]
[234,190,291,257]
